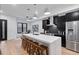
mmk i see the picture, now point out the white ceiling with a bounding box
[0,4,79,20]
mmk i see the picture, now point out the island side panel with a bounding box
[48,38,61,55]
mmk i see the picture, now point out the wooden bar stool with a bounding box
[33,45,47,55]
[0,50,1,55]
[39,45,48,55]
[26,39,34,54]
[28,39,33,42]
[24,38,48,55]
[32,44,39,55]
[29,42,35,55]
[29,42,48,55]
[33,42,39,45]
[32,42,48,55]
[26,40,31,54]
[29,42,39,55]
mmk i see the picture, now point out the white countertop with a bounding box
[23,34,61,44]
[22,34,61,55]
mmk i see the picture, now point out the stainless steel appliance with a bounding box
[66,21,79,52]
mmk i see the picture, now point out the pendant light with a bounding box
[32,4,38,19]
[0,10,3,13]
[44,8,51,15]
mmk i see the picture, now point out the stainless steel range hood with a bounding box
[46,16,57,27]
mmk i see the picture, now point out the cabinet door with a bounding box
[42,19,50,29]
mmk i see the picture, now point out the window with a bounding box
[17,23,27,33]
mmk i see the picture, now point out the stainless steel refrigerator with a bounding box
[66,21,79,52]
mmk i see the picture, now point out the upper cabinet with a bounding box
[53,16,66,31]
[66,10,79,21]
[42,17,50,30]
[53,10,79,31]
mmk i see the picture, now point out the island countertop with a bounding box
[22,34,61,55]
[23,34,61,44]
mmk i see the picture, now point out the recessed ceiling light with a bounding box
[0,10,4,13]
[32,17,37,19]
[72,12,79,16]
[26,20,31,21]
[44,12,51,15]
[35,11,38,15]
[44,8,51,15]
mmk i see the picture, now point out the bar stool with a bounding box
[33,45,46,55]
[29,42,34,55]
[39,45,48,55]
[33,42,39,45]
[32,42,48,55]
[30,42,48,55]
[26,39,34,54]
[28,39,33,42]
[26,40,31,54]
[0,50,1,55]
[29,42,39,55]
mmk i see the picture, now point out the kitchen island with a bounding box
[21,34,61,55]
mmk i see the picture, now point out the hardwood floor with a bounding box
[0,39,79,55]
[62,47,79,55]
[0,39,28,55]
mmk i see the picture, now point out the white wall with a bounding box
[0,14,31,40]
[0,14,17,40]
[0,14,32,40]
[30,17,53,33]
[30,20,44,33]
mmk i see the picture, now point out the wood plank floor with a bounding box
[0,39,79,55]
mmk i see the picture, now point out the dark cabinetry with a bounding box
[53,10,79,47]
[66,11,79,21]
[54,16,65,31]
[42,18,50,30]
[54,34,66,47]
[53,16,66,47]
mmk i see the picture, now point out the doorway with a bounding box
[0,19,7,41]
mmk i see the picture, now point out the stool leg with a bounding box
[46,49,48,55]
[27,43,30,54]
